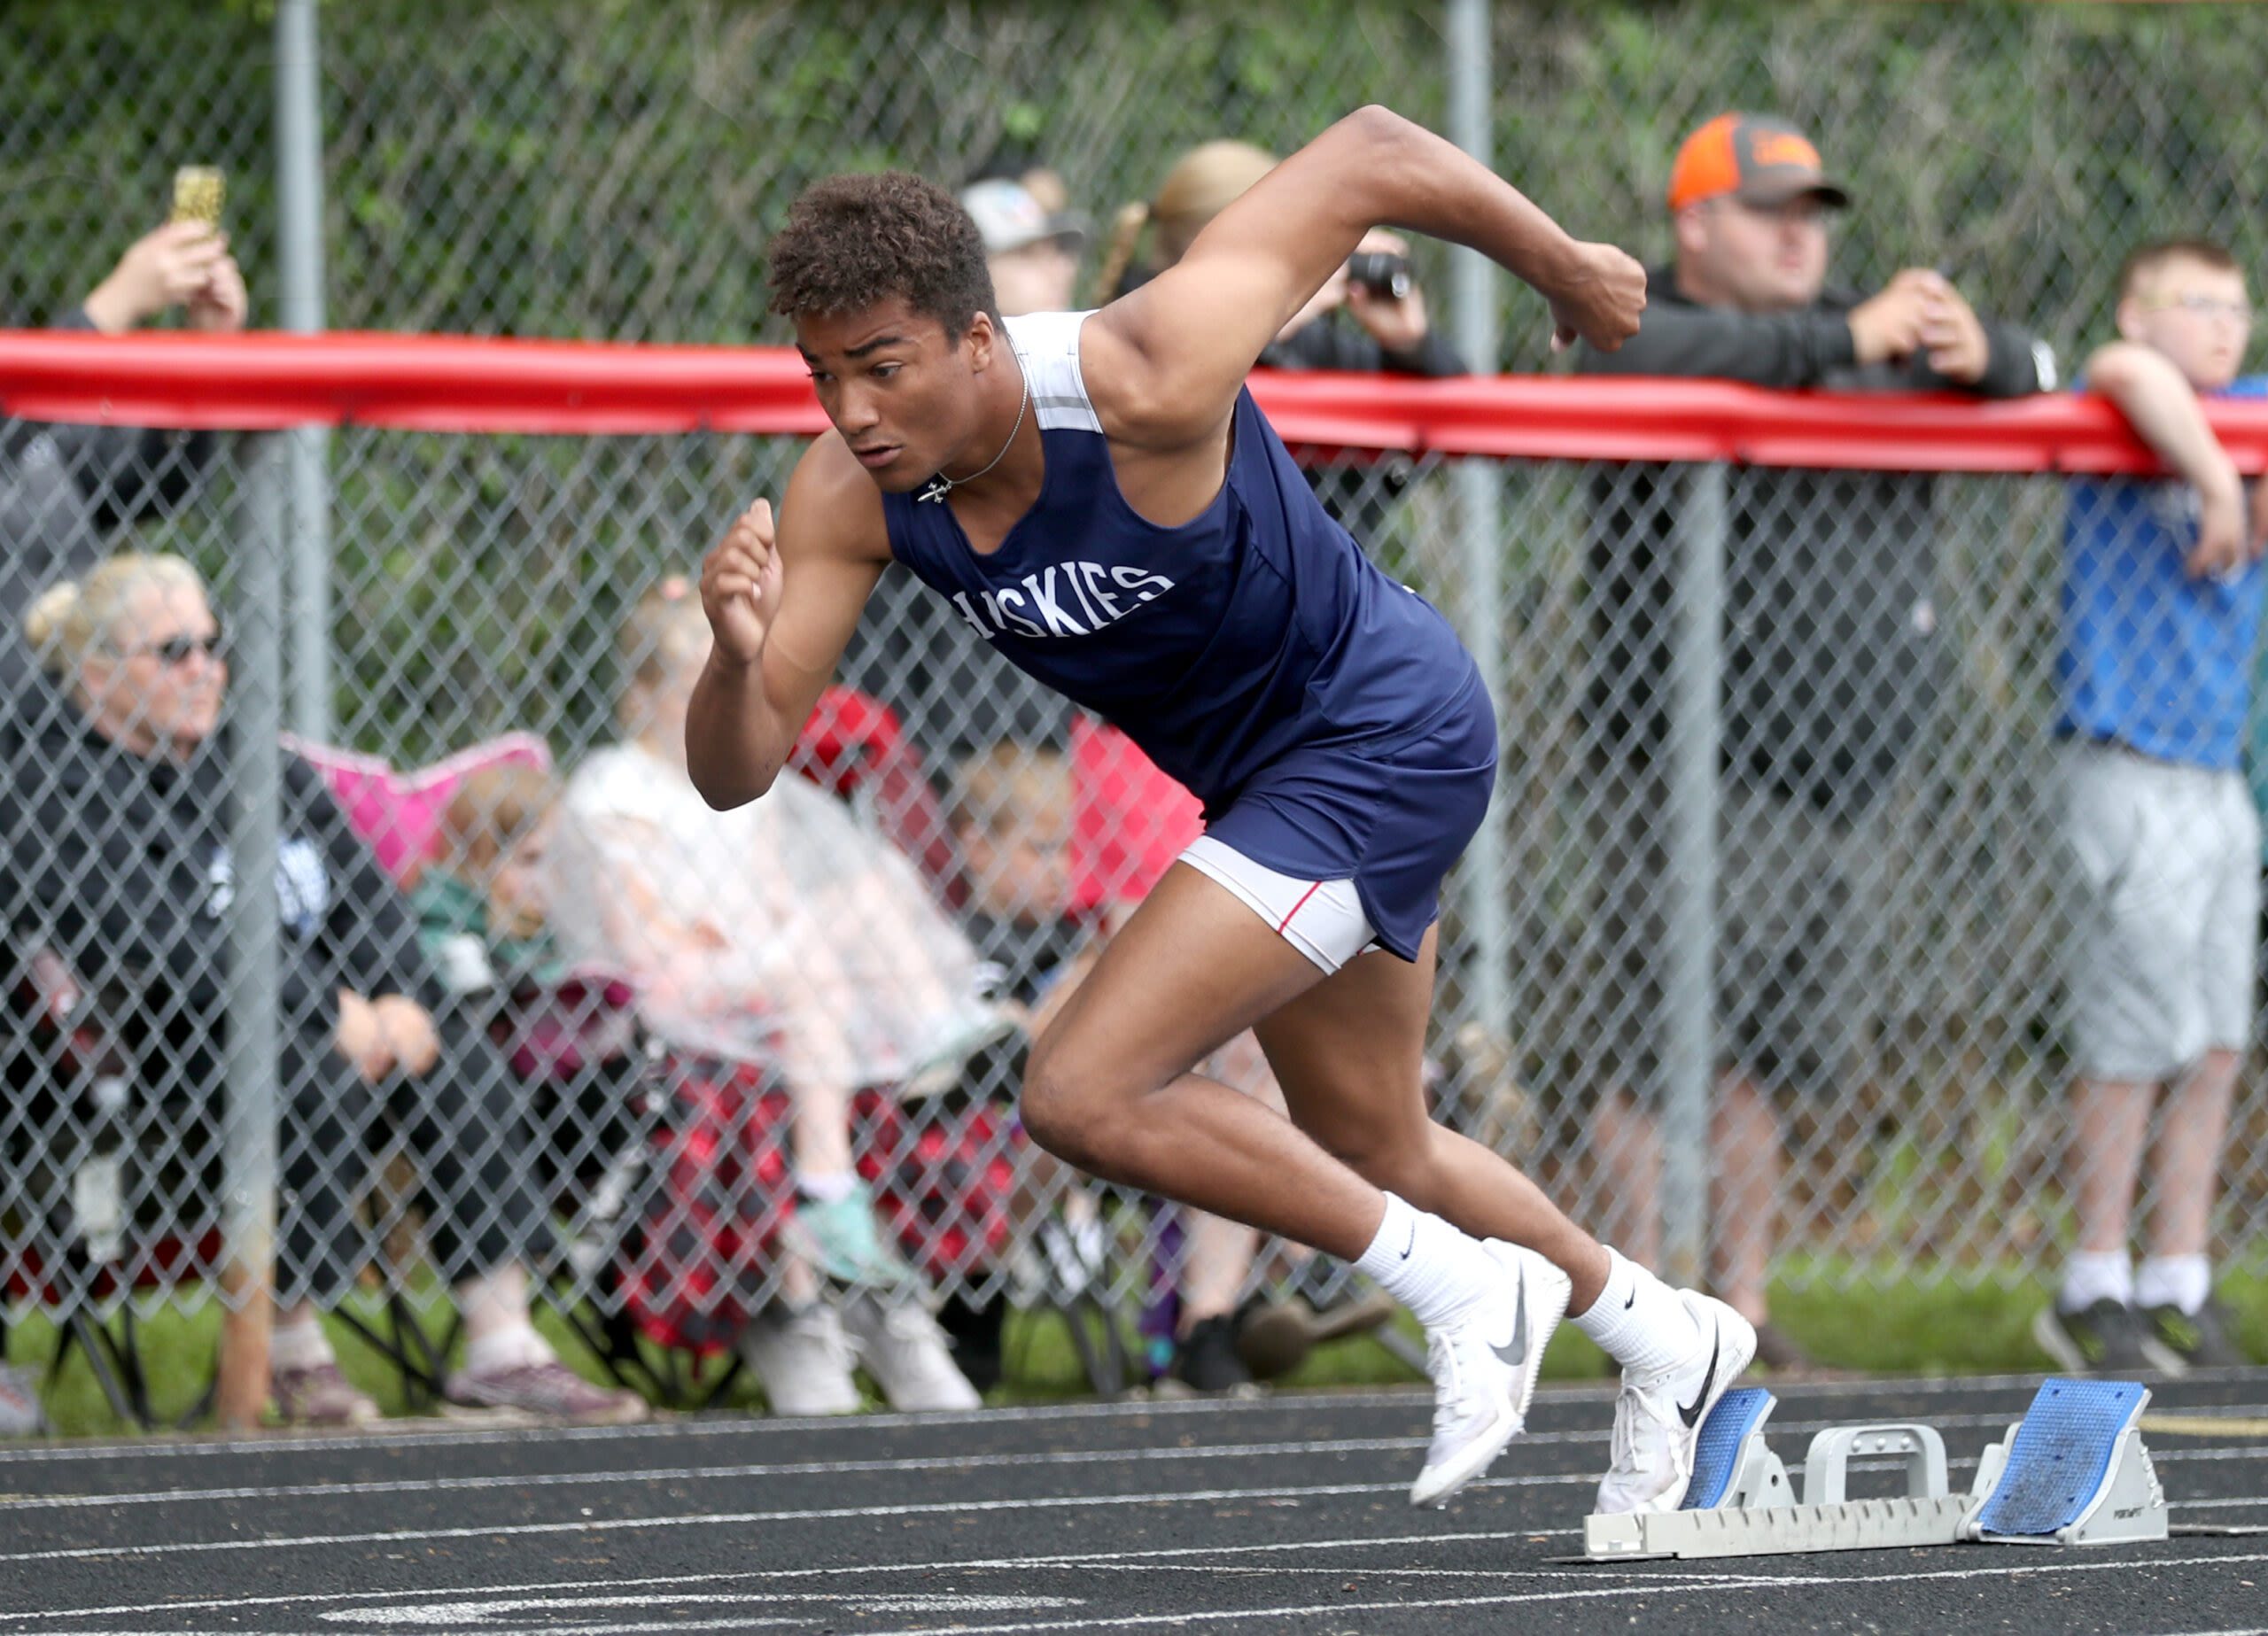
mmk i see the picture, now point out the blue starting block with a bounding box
[1960,1378,2167,1547]
[1584,1377,2166,1562]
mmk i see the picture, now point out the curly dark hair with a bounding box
[766,171,996,337]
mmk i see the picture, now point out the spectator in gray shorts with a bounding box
[2035,237,2264,1376]
[1573,112,2053,1367]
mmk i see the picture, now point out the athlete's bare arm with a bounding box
[684,434,890,810]
[1086,105,1645,458]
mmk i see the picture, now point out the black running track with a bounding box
[1,1370,2264,1634]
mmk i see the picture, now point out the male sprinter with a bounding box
[687,105,1755,1511]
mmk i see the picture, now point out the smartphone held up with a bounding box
[170,166,224,229]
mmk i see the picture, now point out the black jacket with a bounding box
[4,683,439,1064]
[1262,312,1465,543]
[1575,269,2052,810]
[0,309,219,704]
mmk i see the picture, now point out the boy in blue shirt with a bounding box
[2039,237,2265,1374]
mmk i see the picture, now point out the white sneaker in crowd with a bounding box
[441,1359,649,1425]
[0,1362,48,1438]
[1409,1240,1571,1508]
[1594,1290,1758,1516]
[840,1291,983,1412]
[737,1300,863,1417]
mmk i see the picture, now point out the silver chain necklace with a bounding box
[916,348,1029,504]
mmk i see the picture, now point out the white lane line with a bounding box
[25,1527,2265,1631]
[0,1529,1744,1624]
[844,1552,2268,1636]
[0,1437,1430,1512]
[11,1366,2219,1466]
[320,1591,1081,1625]
[13,1398,2249,1516]
[23,1451,2267,1570]
[0,1475,1594,1563]
[12,1417,2264,1516]
[0,1390,1439,1465]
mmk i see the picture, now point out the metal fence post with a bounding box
[1660,461,1726,1289]
[1446,0,1511,1041]
[276,0,332,742]
[215,430,287,1429]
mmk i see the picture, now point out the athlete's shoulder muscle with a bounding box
[780,431,893,568]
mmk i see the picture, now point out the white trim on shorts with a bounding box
[1178,833,1381,974]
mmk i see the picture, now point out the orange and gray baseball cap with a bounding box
[1666,112,1851,213]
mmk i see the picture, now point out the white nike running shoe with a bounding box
[1408,1240,1572,1508]
[1593,1291,1758,1516]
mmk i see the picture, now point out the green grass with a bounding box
[10,1268,2265,1437]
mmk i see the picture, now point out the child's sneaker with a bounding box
[737,1301,863,1416]
[271,1361,381,1428]
[2142,1296,2249,1371]
[442,1359,649,1424]
[1168,1314,1257,1396]
[840,1292,983,1412]
[2032,1297,2154,1374]
[0,1363,49,1438]
[800,1183,916,1291]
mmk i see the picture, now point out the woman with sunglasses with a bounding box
[6,553,647,1428]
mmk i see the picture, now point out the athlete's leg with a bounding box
[1248,928,1752,1516]
[1018,864,1377,1256]
[1175,1033,1274,1341]
[1023,864,1556,1505]
[1247,926,1606,1307]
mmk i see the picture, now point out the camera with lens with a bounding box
[1346,249,1412,301]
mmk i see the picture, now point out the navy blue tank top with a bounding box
[880,311,1480,810]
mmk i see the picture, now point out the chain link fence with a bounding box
[4,4,2267,359]
[7,401,2265,1397]
[4,1,2267,1415]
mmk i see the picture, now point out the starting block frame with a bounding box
[1584,1378,2168,1562]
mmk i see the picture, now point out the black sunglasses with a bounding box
[120,624,226,667]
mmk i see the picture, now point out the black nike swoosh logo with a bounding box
[1399,1219,1418,1260]
[1675,1327,1720,1429]
[1623,1289,1636,1310]
[1492,1267,1529,1370]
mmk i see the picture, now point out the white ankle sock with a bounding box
[1351,1193,1499,1329]
[2061,1250,2133,1310]
[798,1169,858,1204]
[268,1317,335,1372]
[2134,1253,2210,1314]
[1571,1247,1700,1376]
[462,1322,554,1376]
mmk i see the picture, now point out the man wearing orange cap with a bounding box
[1573,113,2054,1369]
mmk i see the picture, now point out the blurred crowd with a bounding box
[1,107,2260,1437]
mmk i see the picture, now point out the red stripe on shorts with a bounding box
[1275,880,1324,935]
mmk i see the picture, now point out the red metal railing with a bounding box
[3,329,2266,473]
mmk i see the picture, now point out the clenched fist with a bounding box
[699,499,785,666]
[1549,240,1648,353]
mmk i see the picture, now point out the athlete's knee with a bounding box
[1018,1039,1110,1170]
[1024,1033,1176,1175]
